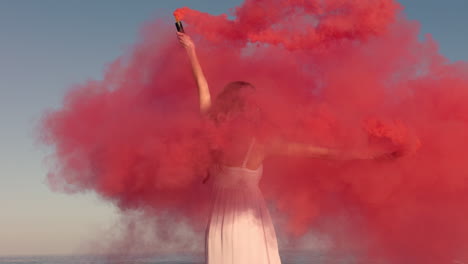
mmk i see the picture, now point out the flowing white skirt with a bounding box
[205,166,282,264]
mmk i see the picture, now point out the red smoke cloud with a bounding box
[40,0,468,262]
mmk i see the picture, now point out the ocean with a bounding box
[0,251,357,264]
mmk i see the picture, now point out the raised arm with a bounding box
[177,32,211,113]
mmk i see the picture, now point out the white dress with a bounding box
[205,139,282,264]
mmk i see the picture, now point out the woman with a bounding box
[177,32,397,264]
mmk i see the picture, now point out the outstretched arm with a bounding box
[177,32,211,113]
[267,139,399,161]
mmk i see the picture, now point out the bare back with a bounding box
[220,137,265,170]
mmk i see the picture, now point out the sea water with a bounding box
[0,251,357,264]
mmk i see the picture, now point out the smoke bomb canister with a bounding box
[175,21,185,33]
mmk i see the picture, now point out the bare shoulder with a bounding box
[259,136,283,158]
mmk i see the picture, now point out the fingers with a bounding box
[373,150,401,161]
[177,35,188,46]
[176,33,188,43]
[176,34,195,50]
[176,32,188,39]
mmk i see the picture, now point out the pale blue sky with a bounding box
[0,0,466,256]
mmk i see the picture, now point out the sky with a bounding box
[0,0,467,257]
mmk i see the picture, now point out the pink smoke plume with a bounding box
[40,0,468,262]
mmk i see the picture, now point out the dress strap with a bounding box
[242,138,256,168]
